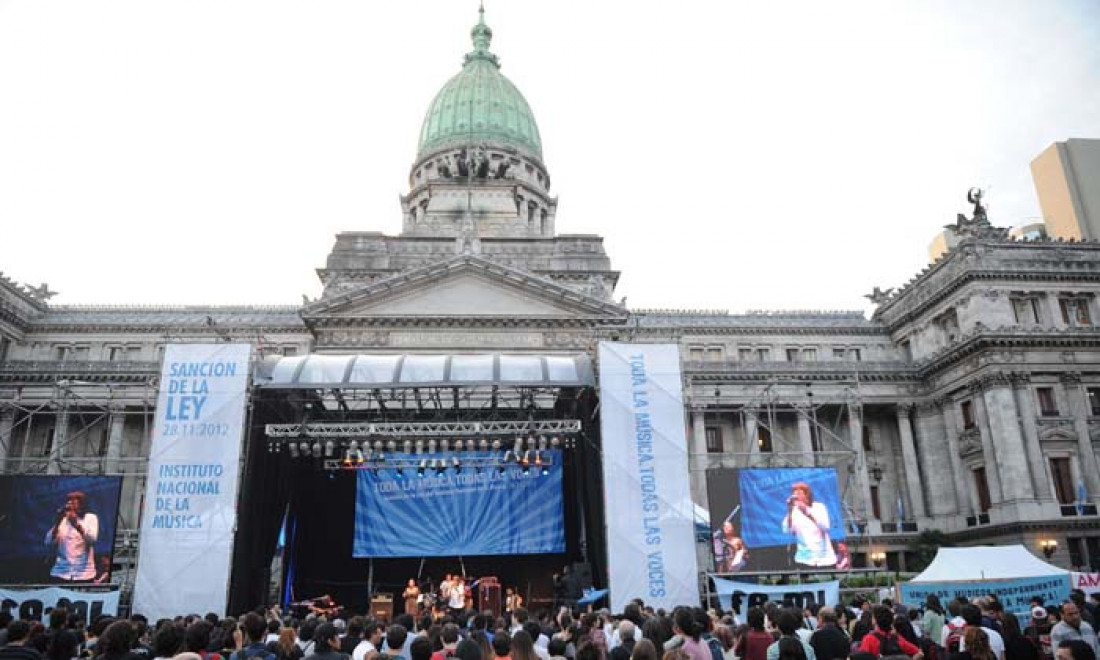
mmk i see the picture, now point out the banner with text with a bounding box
[0,586,119,624]
[1072,572,1100,596]
[354,451,565,557]
[598,342,699,612]
[711,577,839,617]
[900,575,1070,619]
[132,344,251,620]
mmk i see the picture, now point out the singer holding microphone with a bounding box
[781,482,835,568]
[44,491,99,582]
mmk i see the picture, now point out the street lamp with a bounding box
[1040,539,1058,559]
[871,551,887,568]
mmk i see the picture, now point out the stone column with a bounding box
[895,404,927,519]
[980,374,1037,504]
[0,409,15,472]
[940,400,972,515]
[47,409,69,475]
[1011,373,1053,500]
[914,403,955,516]
[971,382,1004,504]
[1062,373,1100,500]
[744,409,759,459]
[848,404,875,520]
[795,405,814,466]
[106,406,126,474]
[691,411,707,457]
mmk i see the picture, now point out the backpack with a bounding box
[919,637,943,660]
[944,623,965,654]
[871,632,902,658]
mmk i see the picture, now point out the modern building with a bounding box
[2,9,1100,604]
[1032,138,1100,240]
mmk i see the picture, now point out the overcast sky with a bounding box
[1,1,1098,313]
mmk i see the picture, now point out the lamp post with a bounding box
[1040,539,1058,559]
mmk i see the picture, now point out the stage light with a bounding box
[514,437,523,454]
[434,460,446,477]
[551,436,561,448]
[538,436,548,451]
[403,440,413,454]
[479,438,489,450]
[521,450,531,466]
[324,441,335,458]
[522,462,530,476]
[349,440,359,453]
[492,438,502,450]
[541,464,550,476]
[311,442,322,457]
[289,443,299,458]
[428,438,438,453]
[452,457,461,473]
[395,468,404,479]
[534,451,543,466]
[528,435,537,451]
[415,439,425,454]
[387,439,397,452]
[376,440,386,452]
[454,439,465,451]
[299,442,311,457]
[356,449,365,465]
[441,438,450,451]
[417,459,428,477]
[342,451,353,467]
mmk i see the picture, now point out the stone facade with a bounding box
[2,10,1100,594]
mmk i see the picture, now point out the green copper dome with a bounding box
[417,7,543,160]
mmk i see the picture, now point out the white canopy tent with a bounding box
[910,544,1068,582]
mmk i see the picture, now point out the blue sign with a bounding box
[901,575,1070,619]
[738,468,845,548]
[353,451,565,557]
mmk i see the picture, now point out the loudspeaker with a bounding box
[478,576,501,617]
[371,595,393,623]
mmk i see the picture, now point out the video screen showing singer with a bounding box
[781,482,836,568]
[44,491,99,582]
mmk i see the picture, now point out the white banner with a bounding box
[132,344,251,620]
[598,342,699,611]
[0,586,120,624]
[1072,572,1100,596]
[711,577,839,617]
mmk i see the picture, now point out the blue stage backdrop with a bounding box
[353,451,565,557]
[0,475,123,584]
[739,468,845,548]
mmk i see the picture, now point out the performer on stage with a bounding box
[403,579,420,615]
[44,491,99,582]
[713,521,748,572]
[781,481,836,568]
[505,587,524,615]
[448,576,466,614]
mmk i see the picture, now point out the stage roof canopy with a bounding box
[253,353,594,389]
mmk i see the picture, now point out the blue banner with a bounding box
[901,575,1070,619]
[353,451,565,557]
[739,468,845,548]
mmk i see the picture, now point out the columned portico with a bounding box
[895,404,926,520]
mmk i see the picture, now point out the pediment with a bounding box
[303,256,626,320]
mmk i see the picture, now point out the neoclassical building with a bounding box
[2,9,1099,596]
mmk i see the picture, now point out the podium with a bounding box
[371,594,394,622]
[477,576,501,617]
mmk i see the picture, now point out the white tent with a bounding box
[910,544,1068,582]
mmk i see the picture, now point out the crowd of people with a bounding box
[3,590,1100,660]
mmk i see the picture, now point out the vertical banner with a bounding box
[132,344,251,620]
[598,342,699,612]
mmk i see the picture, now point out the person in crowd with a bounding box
[765,611,815,660]
[231,614,278,660]
[265,623,283,647]
[351,623,379,660]
[609,624,637,660]
[708,627,732,660]
[492,633,513,660]
[959,628,995,660]
[1051,604,1098,657]
[151,625,183,660]
[776,639,805,660]
[512,632,541,660]
[943,601,968,652]
[1056,641,1097,660]
[44,491,100,582]
[469,633,494,660]
[735,608,774,660]
[955,605,1005,660]
[0,621,42,660]
[660,650,689,660]
[271,629,298,660]
[430,624,460,660]
[411,639,433,660]
[48,631,80,660]
[454,641,481,660]
[95,621,142,660]
[1023,607,1053,660]
[781,483,836,568]
[306,624,346,660]
[894,615,919,649]
[922,597,945,648]
[1069,596,1095,630]
[380,627,409,660]
[856,606,920,659]
[850,613,873,647]
[809,608,849,660]
[547,641,567,660]
[340,620,364,657]
[1001,613,1039,660]
[670,609,708,660]
[629,642,657,660]
[522,623,549,660]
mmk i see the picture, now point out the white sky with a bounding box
[1,1,1098,313]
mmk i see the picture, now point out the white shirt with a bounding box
[353,640,377,660]
[781,502,835,567]
[948,625,1004,660]
[449,585,466,609]
[45,513,99,580]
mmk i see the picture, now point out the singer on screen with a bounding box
[44,491,99,581]
[781,482,836,567]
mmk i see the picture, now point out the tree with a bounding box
[907,529,953,572]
